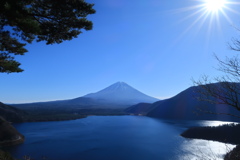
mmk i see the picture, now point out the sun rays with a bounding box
[174,0,240,34]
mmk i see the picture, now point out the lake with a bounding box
[4,116,236,160]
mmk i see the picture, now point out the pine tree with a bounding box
[0,0,95,73]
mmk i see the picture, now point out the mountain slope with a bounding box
[146,84,240,122]
[13,82,159,111]
[0,102,26,122]
[0,117,24,146]
[83,82,158,105]
[125,103,153,115]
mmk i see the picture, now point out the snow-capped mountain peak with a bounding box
[83,82,159,105]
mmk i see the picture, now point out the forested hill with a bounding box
[147,85,240,122]
[126,83,240,122]
[0,102,26,122]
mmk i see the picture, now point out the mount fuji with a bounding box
[83,82,158,105]
[13,82,159,110]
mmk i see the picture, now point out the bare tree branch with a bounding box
[193,55,240,118]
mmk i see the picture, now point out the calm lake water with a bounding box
[5,116,236,160]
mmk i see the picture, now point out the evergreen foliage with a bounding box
[0,150,14,160]
[0,0,95,73]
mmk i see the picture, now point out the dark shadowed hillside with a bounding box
[0,117,24,147]
[0,102,26,122]
[146,84,240,122]
[125,103,153,115]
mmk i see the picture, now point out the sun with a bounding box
[171,0,240,40]
[174,0,240,33]
[204,0,227,12]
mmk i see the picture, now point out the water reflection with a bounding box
[7,116,239,160]
[176,120,238,160]
[157,119,238,160]
[179,139,235,160]
[199,120,238,127]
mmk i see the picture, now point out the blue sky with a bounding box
[1,0,240,103]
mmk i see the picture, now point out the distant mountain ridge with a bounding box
[127,83,240,122]
[13,82,159,111]
[8,82,240,122]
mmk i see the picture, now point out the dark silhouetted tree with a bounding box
[0,0,95,73]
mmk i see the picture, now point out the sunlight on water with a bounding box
[179,139,235,160]
[9,117,239,160]
[200,120,238,127]
[177,120,238,160]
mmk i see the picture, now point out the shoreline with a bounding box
[0,135,24,147]
[181,123,240,159]
[181,123,240,145]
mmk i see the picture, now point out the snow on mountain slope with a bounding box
[83,82,159,105]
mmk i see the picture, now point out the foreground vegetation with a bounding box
[0,150,14,160]
[224,145,240,160]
